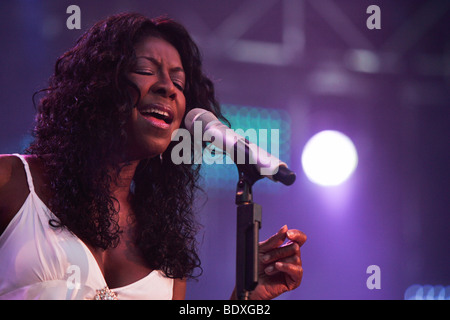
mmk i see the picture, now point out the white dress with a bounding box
[0,154,173,300]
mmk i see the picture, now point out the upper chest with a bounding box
[27,156,153,289]
[85,226,153,289]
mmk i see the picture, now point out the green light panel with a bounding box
[199,104,292,192]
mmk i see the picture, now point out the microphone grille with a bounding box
[184,108,218,133]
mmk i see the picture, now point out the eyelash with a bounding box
[134,70,154,76]
[134,71,185,91]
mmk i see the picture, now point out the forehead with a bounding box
[134,36,183,67]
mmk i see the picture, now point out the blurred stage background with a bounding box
[0,0,448,299]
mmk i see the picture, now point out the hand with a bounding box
[232,225,307,300]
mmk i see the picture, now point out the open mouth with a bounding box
[138,104,174,126]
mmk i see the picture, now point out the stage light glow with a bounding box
[301,130,358,187]
[404,284,450,300]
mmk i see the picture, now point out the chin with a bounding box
[123,137,169,162]
[142,139,171,160]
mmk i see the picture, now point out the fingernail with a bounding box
[279,225,288,233]
[265,265,274,274]
[262,254,270,262]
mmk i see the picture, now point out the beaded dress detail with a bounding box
[93,286,119,300]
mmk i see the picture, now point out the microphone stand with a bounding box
[231,138,295,300]
[235,164,263,300]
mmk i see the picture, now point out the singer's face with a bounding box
[125,36,186,160]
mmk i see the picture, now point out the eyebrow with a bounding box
[136,56,185,75]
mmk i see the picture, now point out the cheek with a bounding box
[127,109,140,138]
[126,75,148,104]
[176,97,187,127]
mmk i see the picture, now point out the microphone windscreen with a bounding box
[184,108,218,133]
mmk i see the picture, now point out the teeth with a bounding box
[141,108,169,118]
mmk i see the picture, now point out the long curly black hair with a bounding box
[26,13,226,279]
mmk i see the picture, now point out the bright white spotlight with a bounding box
[301,130,358,186]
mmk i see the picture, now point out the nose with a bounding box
[151,72,177,101]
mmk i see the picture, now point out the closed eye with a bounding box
[133,70,154,76]
[133,69,185,91]
[173,81,185,91]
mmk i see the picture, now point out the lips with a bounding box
[138,104,175,129]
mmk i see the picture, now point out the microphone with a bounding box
[184,108,296,186]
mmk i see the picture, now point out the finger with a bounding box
[274,261,303,289]
[259,225,288,253]
[261,242,300,265]
[286,229,307,247]
[263,254,301,275]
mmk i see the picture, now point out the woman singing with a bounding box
[0,12,306,300]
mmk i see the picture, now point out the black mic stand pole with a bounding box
[232,139,295,300]
[235,166,262,300]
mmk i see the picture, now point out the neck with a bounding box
[110,160,140,204]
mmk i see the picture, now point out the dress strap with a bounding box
[12,153,35,193]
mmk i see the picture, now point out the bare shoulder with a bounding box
[0,154,42,234]
[0,154,45,186]
[173,278,187,300]
[0,154,23,190]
